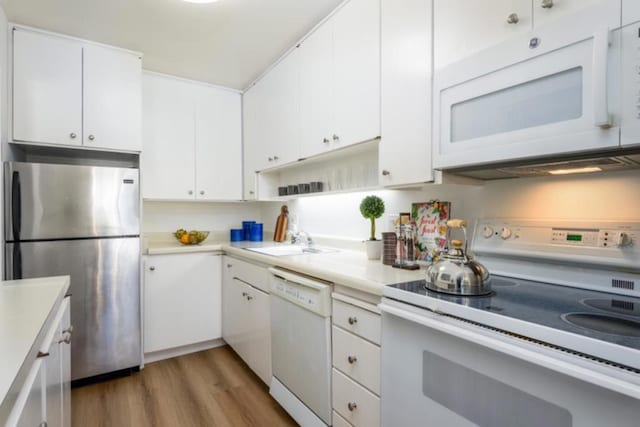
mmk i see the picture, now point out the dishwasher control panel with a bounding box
[269,268,333,317]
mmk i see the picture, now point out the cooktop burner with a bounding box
[387,275,640,351]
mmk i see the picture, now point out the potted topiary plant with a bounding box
[360,195,385,260]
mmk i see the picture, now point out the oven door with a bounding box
[380,298,640,427]
[433,5,621,170]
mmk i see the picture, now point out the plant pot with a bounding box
[365,239,383,260]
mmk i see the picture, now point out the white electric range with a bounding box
[380,219,640,427]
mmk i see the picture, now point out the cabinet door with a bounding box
[12,29,82,146]
[142,73,196,200]
[11,360,45,427]
[83,44,142,151]
[242,86,260,200]
[258,50,300,170]
[380,0,434,186]
[533,0,607,28]
[332,0,381,148]
[434,0,532,70]
[195,86,242,201]
[60,298,71,427]
[299,21,334,158]
[222,277,252,361]
[44,325,63,427]
[245,285,271,385]
[144,253,222,353]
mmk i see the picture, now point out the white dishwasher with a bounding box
[269,267,333,427]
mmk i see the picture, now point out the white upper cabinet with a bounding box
[142,73,242,201]
[299,21,334,158]
[142,74,195,200]
[332,0,380,149]
[254,49,300,171]
[12,27,142,152]
[83,44,142,151]
[533,0,606,28]
[298,0,381,158]
[195,86,242,200]
[434,0,532,69]
[13,29,82,146]
[242,85,262,200]
[380,0,434,186]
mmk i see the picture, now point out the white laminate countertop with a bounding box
[146,239,424,296]
[0,276,70,420]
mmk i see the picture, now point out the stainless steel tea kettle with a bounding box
[425,219,491,296]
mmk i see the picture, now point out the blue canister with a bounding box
[250,223,264,242]
[230,229,244,242]
[242,221,256,241]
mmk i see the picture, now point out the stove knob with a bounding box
[616,232,633,248]
[482,226,494,238]
[500,227,512,240]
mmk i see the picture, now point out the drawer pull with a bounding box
[348,316,358,325]
[227,264,233,268]
[348,402,357,411]
[242,292,248,297]
[247,295,254,301]
[348,355,357,364]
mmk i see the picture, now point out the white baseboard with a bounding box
[143,338,226,364]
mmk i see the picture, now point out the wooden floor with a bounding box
[71,346,297,427]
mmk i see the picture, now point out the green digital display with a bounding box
[567,234,582,242]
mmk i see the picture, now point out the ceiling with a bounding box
[2,0,344,90]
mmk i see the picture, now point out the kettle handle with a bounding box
[447,219,467,228]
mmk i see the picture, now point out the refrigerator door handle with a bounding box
[11,171,21,241]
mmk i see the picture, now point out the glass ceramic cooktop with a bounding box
[387,276,640,351]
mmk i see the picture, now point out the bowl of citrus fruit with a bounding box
[174,229,210,245]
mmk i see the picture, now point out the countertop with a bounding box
[146,238,424,296]
[0,276,70,421]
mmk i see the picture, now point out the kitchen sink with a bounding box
[245,245,338,257]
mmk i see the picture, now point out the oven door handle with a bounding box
[592,27,612,129]
[379,302,640,400]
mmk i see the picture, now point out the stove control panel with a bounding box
[473,219,640,270]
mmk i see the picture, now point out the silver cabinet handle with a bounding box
[200,190,205,195]
[37,351,50,358]
[323,138,330,144]
[348,402,357,411]
[227,264,233,268]
[507,13,519,24]
[382,170,390,176]
[268,157,273,162]
[70,133,77,139]
[247,295,254,301]
[149,266,155,271]
[39,422,48,427]
[249,190,255,195]
[348,316,358,325]
[188,190,193,195]
[88,134,95,141]
[58,333,71,344]
[242,292,248,297]
[348,355,357,364]
[63,325,74,334]
[332,134,340,142]
[274,155,279,160]
[541,0,553,8]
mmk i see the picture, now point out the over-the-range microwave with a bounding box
[433,1,640,178]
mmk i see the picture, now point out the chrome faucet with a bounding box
[290,230,314,247]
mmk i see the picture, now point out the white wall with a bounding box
[260,170,640,241]
[142,201,265,233]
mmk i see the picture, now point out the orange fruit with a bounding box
[180,234,189,244]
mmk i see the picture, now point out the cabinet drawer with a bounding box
[333,300,381,344]
[332,368,380,427]
[333,410,353,427]
[332,326,380,395]
[223,255,270,293]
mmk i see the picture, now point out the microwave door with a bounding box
[433,27,620,170]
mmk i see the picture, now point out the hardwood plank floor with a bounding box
[72,345,297,427]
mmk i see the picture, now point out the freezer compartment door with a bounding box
[6,238,141,380]
[4,162,139,241]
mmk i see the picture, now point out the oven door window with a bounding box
[450,67,583,143]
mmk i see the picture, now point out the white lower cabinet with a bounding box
[8,297,71,427]
[221,256,271,385]
[331,294,382,427]
[144,253,222,354]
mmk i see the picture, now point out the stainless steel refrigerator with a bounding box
[4,162,141,381]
